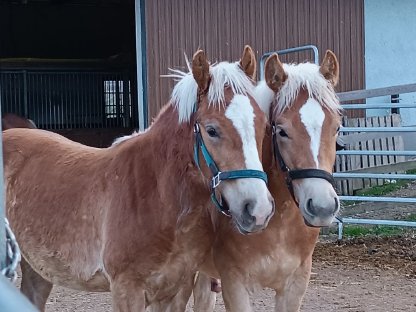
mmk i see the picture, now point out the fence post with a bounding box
[0,109,6,270]
[391,94,399,114]
[23,70,29,117]
[338,221,343,240]
[122,70,130,128]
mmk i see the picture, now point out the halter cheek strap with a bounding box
[271,123,335,201]
[194,123,268,216]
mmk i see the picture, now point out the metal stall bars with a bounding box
[0,68,135,130]
[259,44,320,79]
[335,83,416,239]
[0,92,38,311]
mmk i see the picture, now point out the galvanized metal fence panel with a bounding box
[336,89,416,238]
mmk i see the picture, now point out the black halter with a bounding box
[271,123,335,201]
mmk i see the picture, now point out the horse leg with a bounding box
[110,277,146,312]
[193,272,217,312]
[147,274,195,312]
[164,274,195,312]
[274,259,312,312]
[220,273,251,312]
[20,257,53,312]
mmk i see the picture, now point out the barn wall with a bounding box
[144,0,365,121]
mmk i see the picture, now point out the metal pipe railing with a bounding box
[341,103,416,109]
[336,218,416,240]
[339,126,416,132]
[336,150,416,156]
[259,45,319,79]
[339,196,416,203]
[0,109,5,271]
[334,173,416,179]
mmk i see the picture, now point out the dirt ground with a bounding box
[34,235,414,312]
[14,183,416,311]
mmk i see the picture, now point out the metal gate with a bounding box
[335,84,416,238]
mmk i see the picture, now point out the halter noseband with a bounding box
[194,123,268,216]
[271,123,335,201]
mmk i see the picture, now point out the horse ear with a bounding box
[192,50,211,93]
[320,50,339,86]
[240,45,256,80]
[264,53,287,93]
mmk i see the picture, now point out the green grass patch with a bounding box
[355,180,409,196]
[352,168,416,198]
[342,225,405,237]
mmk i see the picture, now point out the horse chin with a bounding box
[301,212,336,228]
[233,218,265,235]
[303,217,322,228]
[234,221,254,235]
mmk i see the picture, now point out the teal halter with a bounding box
[193,123,268,216]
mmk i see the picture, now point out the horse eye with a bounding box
[279,129,288,138]
[207,127,218,137]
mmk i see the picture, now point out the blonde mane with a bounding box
[167,60,255,123]
[255,62,341,118]
[111,131,142,146]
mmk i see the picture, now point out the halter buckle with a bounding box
[272,124,277,134]
[193,123,200,133]
[211,172,222,188]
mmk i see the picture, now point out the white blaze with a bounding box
[223,94,273,228]
[225,94,263,170]
[299,98,325,167]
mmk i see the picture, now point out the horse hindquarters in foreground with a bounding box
[4,46,274,312]
[193,51,342,312]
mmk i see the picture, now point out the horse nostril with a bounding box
[243,200,256,224]
[306,198,315,215]
[244,200,254,214]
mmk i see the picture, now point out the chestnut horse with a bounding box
[191,50,342,311]
[3,46,277,312]
[2,113,37,130]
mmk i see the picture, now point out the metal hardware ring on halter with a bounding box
[211,172,222,188]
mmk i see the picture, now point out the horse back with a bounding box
[3,128,101,178]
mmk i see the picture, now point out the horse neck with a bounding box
[148,105,195,163]
[117,104,213,212]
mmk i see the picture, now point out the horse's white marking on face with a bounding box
[225,94,263,170]
[299,98,325,168]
